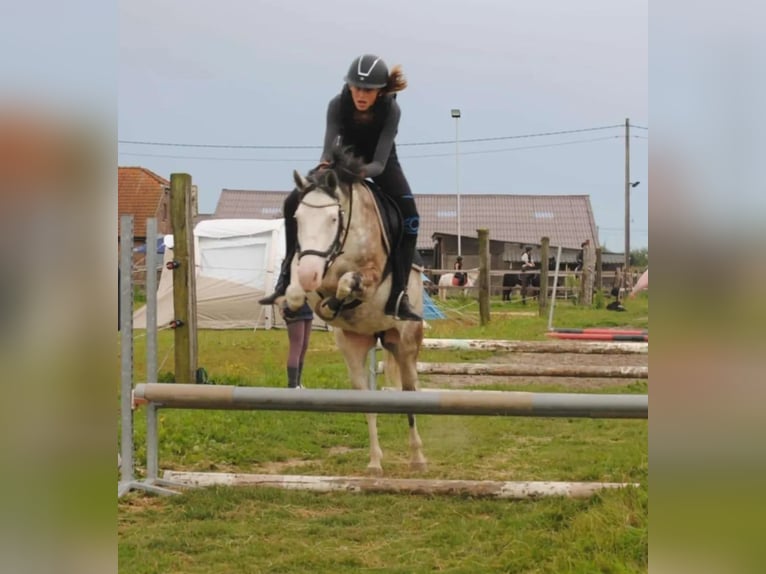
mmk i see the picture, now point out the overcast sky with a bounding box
[119,0,648,251]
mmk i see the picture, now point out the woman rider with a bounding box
[259,54,421,321]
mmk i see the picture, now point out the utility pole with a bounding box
[624,118,631,282]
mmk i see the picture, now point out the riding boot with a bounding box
[258,226,297,306]
[384,234,422,321]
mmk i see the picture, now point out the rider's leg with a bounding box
[374,161,422,321]
[259,189,300,305]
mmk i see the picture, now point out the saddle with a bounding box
[359,180,402,279]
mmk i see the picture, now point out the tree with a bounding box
[630,247,648,268]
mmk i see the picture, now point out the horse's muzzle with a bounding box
[296,255,325,292]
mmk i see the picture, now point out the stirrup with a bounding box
[389,292,422,322]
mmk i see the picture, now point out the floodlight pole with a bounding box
[452,109,462,257]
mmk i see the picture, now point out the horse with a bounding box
[283,155,426,475]
[437,271,477,301]
[502,257,558,303]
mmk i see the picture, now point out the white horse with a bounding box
[437,271,477,301]
[284,153,426,475]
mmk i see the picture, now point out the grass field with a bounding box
[119,295,648,573]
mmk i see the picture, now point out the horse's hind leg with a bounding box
[335,329,383,475]
[382,328,427,472]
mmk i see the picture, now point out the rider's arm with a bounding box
[362,99,400,178]
[320,95,343,163]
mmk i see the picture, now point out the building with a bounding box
[212,189,622,271]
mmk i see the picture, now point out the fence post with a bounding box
[119,215,135,488]
[170,173,198,383]
[581,241,595,306]
[539,237,550,317]
[595,247,603,297]
[478,228,490,326]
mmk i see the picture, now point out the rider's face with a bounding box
[349,85,381,112]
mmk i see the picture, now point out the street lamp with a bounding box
[451,108,461,257]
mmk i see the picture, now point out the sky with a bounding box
[119,0,648,251]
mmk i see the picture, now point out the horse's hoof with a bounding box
[409,461,428,472]
[366,465,383,476]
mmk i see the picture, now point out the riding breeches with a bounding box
[372,158,419,238]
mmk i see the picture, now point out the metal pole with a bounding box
[135,384,648,419]
[367,347,377,390]
[119,215,134,486]
[624,118,631,277]
[145,218,158,383]
[146,403,159,480]
[456,116,461,257]
[451,109,462,257]
[145,218,160,482]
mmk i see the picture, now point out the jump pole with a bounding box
[160,471,639,500]
[134,384,648,419]
[552,328,648,336]
[375,361,648,379]
[547,332,648,342]
[419,338,648,354]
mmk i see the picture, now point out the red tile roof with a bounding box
[118,167,169,238]
[214,189,599,251]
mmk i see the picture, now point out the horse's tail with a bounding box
[382,350,402,390]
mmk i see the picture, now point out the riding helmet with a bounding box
[345,54,389,88]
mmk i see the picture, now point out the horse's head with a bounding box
[291,168,347,293]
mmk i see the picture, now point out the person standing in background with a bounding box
[281,300,313,389]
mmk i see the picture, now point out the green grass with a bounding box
[119,295,648,573]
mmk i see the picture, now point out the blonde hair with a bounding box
[384,65,407,94]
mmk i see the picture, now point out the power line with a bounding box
[118,134,630,163]
[630,124,649,130]
[118,123,625,150]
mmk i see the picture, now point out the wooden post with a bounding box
[582,241,595,306]
[170,173,197,384]
[477,228,490,326]
[538,237,550,317]
[595,247,603,296]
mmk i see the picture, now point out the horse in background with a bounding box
[284,150,426,475]
[437,271,477,301]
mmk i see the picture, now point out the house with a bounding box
[118,167,173,248]
[118,167,175,291]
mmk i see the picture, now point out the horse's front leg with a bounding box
[284,258,307,311]
[334,329,383,475]
[336,266,380,302]
[336,271,362,301]
[285,282,307,311]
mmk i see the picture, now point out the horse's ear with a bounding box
[321,169,338,190]
[293,170,309,190]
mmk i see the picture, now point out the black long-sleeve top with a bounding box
[320,90,401,178]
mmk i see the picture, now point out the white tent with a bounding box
[134,218,318,330]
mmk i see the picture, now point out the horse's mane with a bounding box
[301,145,364,200]
[328,145,365,184]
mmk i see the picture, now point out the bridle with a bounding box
[296,179,353,275]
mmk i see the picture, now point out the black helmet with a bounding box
[345,54,389,88]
